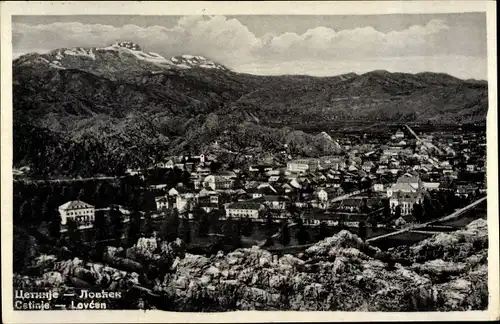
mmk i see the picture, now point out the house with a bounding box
[373,183,385,192]
[203,174,235,190]
[395,130,405,139]
[362,161,375,173]
[155,196,169,211]
[196,166,211,176]
[423,182,441,191]
[389,192,423,216]
[319,156,344,170]
[58,200,95,229]
[348,164,359,172]
[289,178,301,189]
[343,214,370,228]
[168,186,196,198]
[280,183,295,194]
[456,184,479,197]
[168,186,198,212]
[268,175,283,183]
[136,237,158,251]
[155,159,175,169]
[248,164,273,173]
[287,158,321,173]
[254,195,289,211]
[466,164,476,172]
[316,189,328,202]
[175,195,196,213]
[197,195,219,213]
[199,202,218,214]
[247,186,277,199]
[376,165,388,174]
[225,202,264,219]
[396,140,407,146]
[387,174,424,198]
[302,212,330,226]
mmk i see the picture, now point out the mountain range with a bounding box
[13,41,488,177]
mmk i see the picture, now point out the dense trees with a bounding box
[295,221,310,245]
[110,206,124,241]
[358,221,367,241]
[241,217,254,237]
[279,221,291,246]
[160,208,180,242]
[127,211,143,247]
[142,213,155,238]
[223,217,242,248]
[179,216,192,244]
[317,222,330,241]
[48,208,61,239]
[394,205,402,219]
[66,219,82,252]
[412,202,424,222]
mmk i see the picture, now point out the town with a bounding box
[14,124,485,255]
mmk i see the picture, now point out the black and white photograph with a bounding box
[1,1,498,322]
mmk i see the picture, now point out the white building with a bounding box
[287,159,321,174]
[58,200,95,229]
[389,192,422,216]
[225,202,264,219]
[395,130,405,138]
[203,174,235,190]
[387,175,425,216]
[317,189,328,202]
[155,196,169,210]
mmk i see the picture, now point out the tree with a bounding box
[224,217,241,248]
[143,212,155,238]
[361,198,370,214]
[179,216,192,244]
[231,219,242,248]
[162,208,180,242]
[287,200,298,217]
[41,198,50,222]
[195,208,210,237]
[92,210,108,241]
[358,220,367,241]
[110,206,124,242]
[66,219,82,252]
[48,208,61,239]
[279,221,291,246]
[412,202,424,222]
[265,210,274,238]
[383,199,391,221]
[422,196,435,221]
[241,217,254,237]
[317,221,330,241]
[127,211,142,247]
[296,225,310,245]
[394,205,402,219]
[18,201,31,223]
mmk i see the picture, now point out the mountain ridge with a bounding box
[13,44,488,176]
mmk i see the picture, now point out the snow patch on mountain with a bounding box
[171,54,227,70]
[15,41,229,73]
[64,47,96,60]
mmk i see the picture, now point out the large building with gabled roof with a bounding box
[58,200,95,228]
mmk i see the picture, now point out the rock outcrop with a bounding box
[13,220,488,311]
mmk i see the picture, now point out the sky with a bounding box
[12,13,487,80]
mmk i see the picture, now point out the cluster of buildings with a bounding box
[59,126,486,231]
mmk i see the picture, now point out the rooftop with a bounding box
[59,200,94,210]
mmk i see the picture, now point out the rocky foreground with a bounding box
[14,219,488,311]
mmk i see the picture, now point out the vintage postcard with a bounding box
[1,1,498,323]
